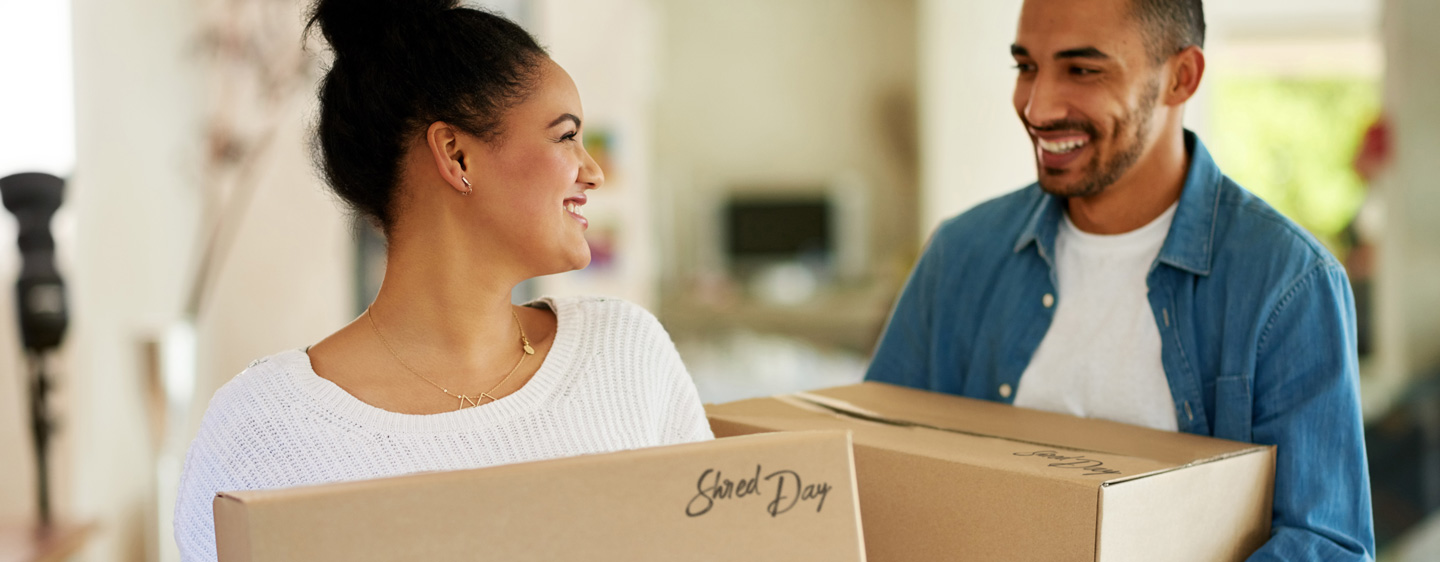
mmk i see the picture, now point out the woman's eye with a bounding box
[560,131,579,142]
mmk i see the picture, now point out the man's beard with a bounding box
[1035,79,1160,199]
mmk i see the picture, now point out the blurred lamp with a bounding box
[0,171,68,527]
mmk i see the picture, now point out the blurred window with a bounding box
[0,1,75,177]
[1208,38,1382,255]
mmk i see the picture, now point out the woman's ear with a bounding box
[426,121,473,195]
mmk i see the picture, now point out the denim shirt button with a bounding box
[1042,293,1055,308]
[999,383,1013,399]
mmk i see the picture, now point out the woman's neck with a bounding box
[367,229,524,368]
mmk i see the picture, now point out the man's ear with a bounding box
[1164,45,1206,106]
[425,121,472,194]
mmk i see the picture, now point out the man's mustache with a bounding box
[1027,119,1101,138]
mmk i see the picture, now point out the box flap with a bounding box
[214,431,864,562]
[708,394,1178,487]
[804,383,1265,467]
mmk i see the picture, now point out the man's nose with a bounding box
[1023,75,1068,128]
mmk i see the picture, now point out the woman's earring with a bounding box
[461,177,472,196]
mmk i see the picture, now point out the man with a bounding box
[866,0,1375,559]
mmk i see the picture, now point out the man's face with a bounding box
[1012,0,1166,198]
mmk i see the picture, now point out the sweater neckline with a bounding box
[274,297,582,433]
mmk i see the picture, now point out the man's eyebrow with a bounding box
[1010,44,1029,57]
[548,113,581,128]
[1055,47,1110,60]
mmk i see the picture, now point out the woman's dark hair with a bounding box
[306,0,547,230]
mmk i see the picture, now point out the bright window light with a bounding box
[0,0,76,178]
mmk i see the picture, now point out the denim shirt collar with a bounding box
[1012,130,1221,276]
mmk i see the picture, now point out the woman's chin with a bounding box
[524,258,589,282]
[558,247,592,273]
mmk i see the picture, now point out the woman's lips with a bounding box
[563,197,588,229]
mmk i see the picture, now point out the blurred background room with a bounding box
[0,0,1437,560]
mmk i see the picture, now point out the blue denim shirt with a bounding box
[867,131,1375,560]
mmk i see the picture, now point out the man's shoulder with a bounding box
[1211,177,1343,278]
[931,184,1044,252]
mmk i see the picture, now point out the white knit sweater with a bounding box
[173,296,714,562]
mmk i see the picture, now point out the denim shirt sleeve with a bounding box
[1246,264,1375,561]
[866,229,945,388]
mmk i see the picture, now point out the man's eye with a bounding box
[1014,63,1037,73]
[1071,67,1099,76]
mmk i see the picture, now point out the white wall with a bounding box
[67,0,202,559]
[653,0,920,286]
[1208,0,1378,36]
[916,0,1034,238]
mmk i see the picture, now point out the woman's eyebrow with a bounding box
[547,113,581,128]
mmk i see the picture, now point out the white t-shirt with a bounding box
[1013,203,1180,432]
[173,296,714,562]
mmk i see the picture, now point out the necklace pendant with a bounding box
[523,343,535,355]
[457,394,480,409]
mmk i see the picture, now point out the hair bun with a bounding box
[308,0,458,56]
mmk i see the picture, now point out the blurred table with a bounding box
[0,523,91,562]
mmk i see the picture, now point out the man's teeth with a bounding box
[1039,138,1088,154]
[565,202,584,216]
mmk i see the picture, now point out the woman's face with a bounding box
[467,59,604,276]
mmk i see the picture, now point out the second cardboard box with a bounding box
[707,382,1275,562]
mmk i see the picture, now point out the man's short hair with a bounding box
[1130,0,1206,64]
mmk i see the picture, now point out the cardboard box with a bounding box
[707,383,1275,562]
[215,431,865,562]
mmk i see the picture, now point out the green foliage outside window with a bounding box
[1209,76,1380,254]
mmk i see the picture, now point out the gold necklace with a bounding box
[365,307,536,410]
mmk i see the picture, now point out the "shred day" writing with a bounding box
[685,465,832,518]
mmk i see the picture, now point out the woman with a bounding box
[173,1,712,559]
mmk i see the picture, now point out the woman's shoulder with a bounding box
[174,350,336,560]
[534,295,680,371]
[197,350,314,429]
[534,295,668,338]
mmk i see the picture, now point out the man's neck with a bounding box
[1066,130,1189,235]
